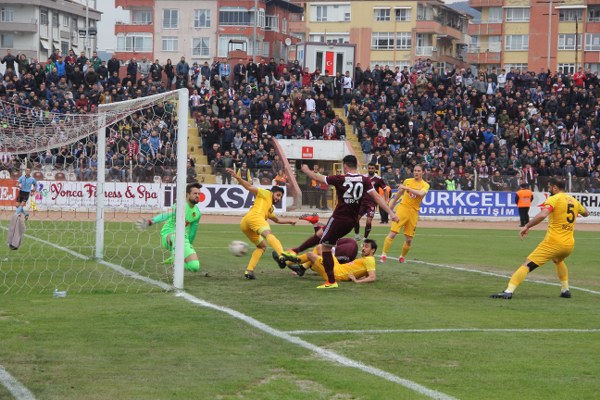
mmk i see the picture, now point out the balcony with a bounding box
[468,22,502,36]
[415,20,463,41]
[115,0,152,8]
[468,0,504,11]
[416,46,436,56]
[0,19,38,33]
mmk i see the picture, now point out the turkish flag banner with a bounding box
[325,52,334,73]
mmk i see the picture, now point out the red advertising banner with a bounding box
[0,179,18,207]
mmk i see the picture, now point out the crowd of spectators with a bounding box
[2,47,600,193]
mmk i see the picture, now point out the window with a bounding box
[310,4,351,22]
[163,9,179,29]
[558,63,575,74]
[219,7,254,26]
[194,9,211,28]
[469,36,480,52]
[52,13,59,28]
[282,18,287,34]
[371,32,411,50]
[504,35,528,50]
[488,36,502,52]
[1,7,14,22]
[505,8,529,22]
[192,37,210,57]
[217,35,252,57]
[395,8,411,22]
[585,33,600,51]
[504,63,528,72]
[374,8,390,22]
[62,15,69,27]
[585,63,600,73]
[71,18,78,32]
[61,41,69,55]
[487,7,502,23]
[558,34,582,50]
[559,9,582,22]
[117,33,153,52]
[0,33,13,48]
[162,36,178,52]
[40,9,48,25]
[132,10,152,24]
[258,9,265,28]
[309,34,349,44]
[265,15,278,31]
[589,7,600,22]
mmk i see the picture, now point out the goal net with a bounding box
[0,89,189,294]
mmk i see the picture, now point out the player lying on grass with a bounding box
[287,239,378,284]
[225,168,298,280]
[136,182,202,272]
[270,213,324,268]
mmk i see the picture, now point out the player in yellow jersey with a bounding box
[491,177,589,299]
[225,168,298,280]
[380,165,430,263]
[296,239,378,283]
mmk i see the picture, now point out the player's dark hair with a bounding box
[519,183,529,189]
[186,182,202,194]
[363,239,377,251]
[413,164,423,171]
[548,177,565,190]
[368,162,377,168]
[342,155,358,169]
[270,186,285,195]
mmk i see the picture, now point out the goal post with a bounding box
[1,88,190,293]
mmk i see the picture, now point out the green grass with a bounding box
[1,221,599,399]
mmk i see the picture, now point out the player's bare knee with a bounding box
[405,237,413,246]
[261,230,272,237]
[388,232,397,239]
[526,261,539,272]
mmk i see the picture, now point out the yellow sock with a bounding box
[298,253,309,264]
[247,248,265,272]
[401,242,411,257]
[265,234,284,255]
[507,265,529,293]
[382,236,394,255]
[555,261,569,290]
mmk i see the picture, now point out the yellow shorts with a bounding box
[240,216,271,246]
[527,240,573,266]
[312,256,348,281]
[390,205,419,237]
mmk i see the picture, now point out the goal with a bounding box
[0,89,189,294]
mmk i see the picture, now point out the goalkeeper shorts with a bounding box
[161,233,196,258]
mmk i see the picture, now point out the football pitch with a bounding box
[1,220,599,399]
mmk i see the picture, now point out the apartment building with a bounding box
[0,0,100,66]
[468,0,600,73]
[299,0,470,70]
[115,0,302,63]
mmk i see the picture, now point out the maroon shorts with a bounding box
[320,216,356,246]
[334,238,358,263]
[358,201,376,218]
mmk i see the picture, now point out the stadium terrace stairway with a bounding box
[334,108,366,168]
[188,118,216,184]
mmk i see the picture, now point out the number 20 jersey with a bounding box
[325,173,375,223]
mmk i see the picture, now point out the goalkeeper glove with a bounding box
[135,219,152,231]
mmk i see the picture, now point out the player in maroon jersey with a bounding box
[301,155,399,288]
[354,163,390,241]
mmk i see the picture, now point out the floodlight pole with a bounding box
[173,88,189,290]
[85,0,90,58]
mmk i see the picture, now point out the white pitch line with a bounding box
[287,328,600,335]
[12,231,457,400]
[0,366,36,400]
[404,258,600,296]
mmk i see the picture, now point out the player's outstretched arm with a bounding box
[226,167,258,195]
[301,164,327,184]
[520,207,551,239]
[136,210,175,231]
[349,270,376,283]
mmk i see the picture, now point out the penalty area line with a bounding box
[0,365,36,400]
[287,328,600,335]
[18,232,457,400]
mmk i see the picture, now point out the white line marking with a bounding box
[403,258,600,296]
[0,366,36,400]
[287,328,600,335]
[13,231,457,400]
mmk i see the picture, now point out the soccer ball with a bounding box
[229,240,249,257]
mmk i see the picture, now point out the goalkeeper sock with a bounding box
[382,236,394,255]
[401,242,411,257]
[185,259,200,272]
[293,234,321,253]
[265,234,284,255]
[555,261,569,290]
[247,248,265,272]
[507,265,530,293]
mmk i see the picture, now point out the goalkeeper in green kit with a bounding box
[137,182,202,272]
